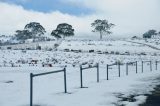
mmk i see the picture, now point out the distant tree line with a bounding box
[12,19,115,42]
[14,22,75,42]
[2,20,160,42]
[143,29,160,38]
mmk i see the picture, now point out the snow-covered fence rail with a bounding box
[126,61,138,75]
[141,61,152,73]
[30,68,67,106]
[106,63,121,80]
[80,63,99,88]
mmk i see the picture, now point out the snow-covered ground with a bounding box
[0,39,160,106]
[128,38,160,49]
[58,39,160,54]
[1,64,160,106]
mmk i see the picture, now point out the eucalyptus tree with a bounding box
[91,19,115,39]
[51,23,74,39]
[24,22,46,39]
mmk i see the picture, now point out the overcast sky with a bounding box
[0,0,160,38]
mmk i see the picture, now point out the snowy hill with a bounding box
[0,38,160,106]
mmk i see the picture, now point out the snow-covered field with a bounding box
[58,39,160,54]
[127,38,160,50]
[0,39,160,106]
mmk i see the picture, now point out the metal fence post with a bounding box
[156,61,158,70]
[80,65,83,88]
[30,73,33,106]
[118,63,120,77]
[126,63,128,75]
[142,61,143,73]
[107,64,109,80]
[64,68,67,93]
[97,63,99,83]
[150,61,152,71]
[136,61,138,74]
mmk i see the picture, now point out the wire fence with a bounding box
[29,60,160,106]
